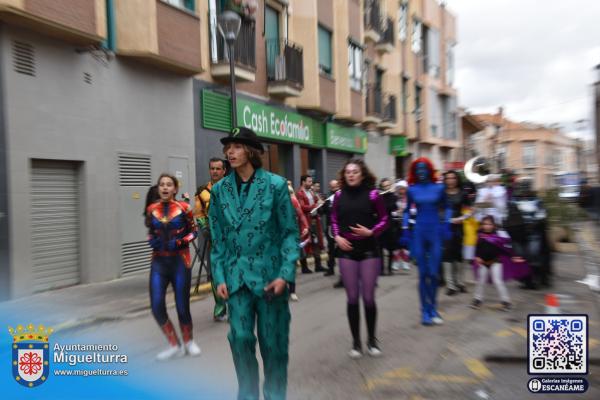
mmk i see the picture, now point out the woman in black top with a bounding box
[331,159,389,359]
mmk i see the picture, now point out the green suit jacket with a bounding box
[209,168,299,297]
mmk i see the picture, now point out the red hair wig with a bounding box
[407,157,435,185]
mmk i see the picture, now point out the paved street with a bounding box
[8,235,597,400]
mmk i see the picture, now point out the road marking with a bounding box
[383,367,413,379]
[428,374,478,384]
[495,329,514,337]
[510,326,527,338]
[443,312,469,322]
[464,358,494,380]
[366,366,483,391]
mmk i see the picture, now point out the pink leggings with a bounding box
[339,258,381,307]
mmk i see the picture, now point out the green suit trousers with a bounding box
[228,285,290,400]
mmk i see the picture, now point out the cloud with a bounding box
[447,0,600,137]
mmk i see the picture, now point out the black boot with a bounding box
[300,258,313,274]
[347,303,361,349]
[314,254,326,272]
[365,305,382,356]
[365,304,377,343]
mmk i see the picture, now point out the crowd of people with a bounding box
[142,126,551,400]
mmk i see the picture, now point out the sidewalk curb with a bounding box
[53,282,213,335]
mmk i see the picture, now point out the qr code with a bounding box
[528,315,587,374]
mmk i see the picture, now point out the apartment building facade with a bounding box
[0,0,202,298]
[468,111,582,190]
[195,0,369,189]
[194,0,460,185]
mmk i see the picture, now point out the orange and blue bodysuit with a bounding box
[146,200,198,344]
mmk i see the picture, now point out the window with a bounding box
[414,84,422,119]
[348,41,363,91]
[411,18,422,53]
[446,42,455,85]
[443,95,457,140]
[522,142,536,166]
[545,145,554,166]
[164,0,194,11]
[429,88,442,138]
[498,144,507,170]
[265,5,280,79]
[318,25,333,76]
[427,28,440,77]
[401,77,409,113]
[398,1,408,41]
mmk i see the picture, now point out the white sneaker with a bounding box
[184,340,202,357]
[290,293,299,302]
[156,345,184,361]
[431,314,444,325]
[391,260,401,271]
[348,348,363,359]
[367,344,382,357]
[402,261,411,271]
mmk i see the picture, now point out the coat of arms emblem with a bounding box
[9,323,53,388]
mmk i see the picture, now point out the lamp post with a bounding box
[217,11,242,129]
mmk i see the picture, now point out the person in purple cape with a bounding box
[471,215,529,311]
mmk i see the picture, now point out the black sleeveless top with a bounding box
[337,184,378,252]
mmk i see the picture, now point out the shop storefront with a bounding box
[390,135,409,179]
[196,85,369,190]
[324,123,368,184]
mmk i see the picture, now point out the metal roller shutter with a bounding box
[30,160,80,292]
[326,151,351,183]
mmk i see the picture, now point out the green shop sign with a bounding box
[389,135,408,156]
[237,98,319,145]
[203,90,369,150]
[325,123,368,154]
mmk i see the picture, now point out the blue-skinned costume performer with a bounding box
[401,158,452,326]
[147,192,199,360]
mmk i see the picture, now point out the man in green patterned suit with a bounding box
[209,127,299,400]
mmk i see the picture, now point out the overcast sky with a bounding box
[446,0,600,139]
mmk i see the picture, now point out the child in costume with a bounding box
[471,215,528,311]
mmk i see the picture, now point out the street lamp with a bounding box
[217,11,242,128]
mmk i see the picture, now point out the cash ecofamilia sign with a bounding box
[237,98,315,145]
[201,90,366,153]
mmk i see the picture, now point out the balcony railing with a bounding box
[213,16,256,70]
[266,39,304,89]
[378,17,394,46]
[364,0,382,37]
[382,95,397,123]
[366,85,383,119]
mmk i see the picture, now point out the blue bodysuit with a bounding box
[403,182,452,324]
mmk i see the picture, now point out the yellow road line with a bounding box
[428,374,479,384]
[364,378,395,391]
[510,326,528,338]
[464,358,494,380]
[495,329,514,337]
[366,367,484,391]
[383,367,414,379]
